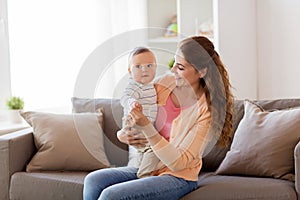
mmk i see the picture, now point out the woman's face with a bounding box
[171,49,201,88]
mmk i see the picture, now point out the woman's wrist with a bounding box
[117,129,127,144]
[135,115,150,127]
[133,123,158,139]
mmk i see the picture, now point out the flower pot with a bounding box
[8,110,24,123]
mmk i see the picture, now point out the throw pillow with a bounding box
[71,97,143,168]
[71,97,125,150]
[71,97,130,167]
[20,111,110,172]
[216,100,300,180]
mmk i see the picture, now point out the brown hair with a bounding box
[128,47,155,68]
[179,36,234,146]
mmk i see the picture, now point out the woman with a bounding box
[83,36,234,200]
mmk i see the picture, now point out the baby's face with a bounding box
[129,52,157,84]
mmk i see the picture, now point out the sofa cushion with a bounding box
[10,172,87,200]
[202,99,300,172]
[215,100,300,180]
[181,172,297,200]
[20,111,110,172]
[71,97,128,167]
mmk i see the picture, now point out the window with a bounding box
[0,0,11,109]
[6,0,146,111]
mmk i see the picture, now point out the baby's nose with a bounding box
[141,66,148,71]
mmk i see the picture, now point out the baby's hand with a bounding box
[132,101,142,112]
[125,101,142,127]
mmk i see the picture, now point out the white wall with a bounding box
[0,0,11,109]
[217,0,257,100]
[217,0,300,100]
[257,0,300,99]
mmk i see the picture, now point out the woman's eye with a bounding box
[178,66,184,70]
[174,63,184,70]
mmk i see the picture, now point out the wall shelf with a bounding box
[146,0,213,66]
[148,37,179,43]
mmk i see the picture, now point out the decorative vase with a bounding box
[8,109,24,123]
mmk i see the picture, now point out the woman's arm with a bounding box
[141,123,210,172]
[117,127,148,148]
[130,106,211,172]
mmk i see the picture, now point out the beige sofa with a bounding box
[1,98,300,200]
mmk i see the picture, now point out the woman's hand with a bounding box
[117,126,148,148]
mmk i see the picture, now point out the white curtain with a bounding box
[7,0,146,111]
[0,0,11,109]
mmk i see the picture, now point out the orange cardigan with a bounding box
[139,75,212,181]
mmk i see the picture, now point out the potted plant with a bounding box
[168,58,175,69]
[6,96,24,123]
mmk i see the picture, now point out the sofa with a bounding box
[1,98,300,200]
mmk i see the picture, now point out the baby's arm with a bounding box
[120,81,141,109]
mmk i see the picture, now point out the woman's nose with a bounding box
[170,65,176,73]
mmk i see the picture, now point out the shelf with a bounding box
[0,121,29,136]
[146,0,214,66]
[0,110,29,136]
[148,37,179,43]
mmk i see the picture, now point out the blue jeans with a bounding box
[83,166,198,200]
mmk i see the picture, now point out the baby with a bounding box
[120,47,158,178]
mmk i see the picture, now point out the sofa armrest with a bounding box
[294,141,300,200]
[0,128,35,200]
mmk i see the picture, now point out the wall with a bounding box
[257,0,300,99]
[217,0,257,100]
[217,0,300,100]
[0,0,11,109]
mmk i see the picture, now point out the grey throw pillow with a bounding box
[71,97,129,167]
[21,111,110,172]
[216,100,300,181]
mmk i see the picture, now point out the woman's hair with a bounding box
[179,36,234,147]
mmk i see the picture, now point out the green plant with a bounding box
[6,96,24,110]
[168,58,175,69]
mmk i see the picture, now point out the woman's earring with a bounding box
[199,68,208,78]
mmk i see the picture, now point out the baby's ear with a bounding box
[128,66,131,73]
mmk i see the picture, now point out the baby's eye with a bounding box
[147,64,153,68]
[135,65,142,69]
